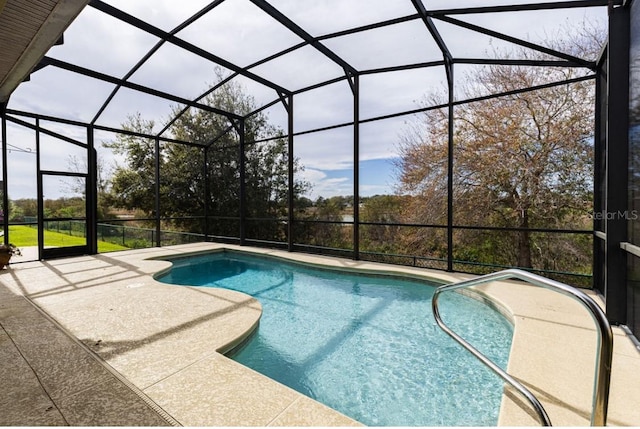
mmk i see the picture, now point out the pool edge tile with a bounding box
[267,395,364,427]
[5,243,640,427]
[143,352,302,426]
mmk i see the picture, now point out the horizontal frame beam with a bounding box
[89,0,289,95]
[39,56,243,121]
[428,0,610,16]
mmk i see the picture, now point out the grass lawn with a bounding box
[8,225,129,253]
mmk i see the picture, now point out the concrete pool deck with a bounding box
[0,242,639,426]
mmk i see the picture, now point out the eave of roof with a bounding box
[0,0,87,103]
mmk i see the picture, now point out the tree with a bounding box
[104,71,308,241]
[397,23,604,274]
[360,194,407,253]
[8,199,25,222]
[64,152,114,220]
[103,114,158,217]
[293,195,347,249]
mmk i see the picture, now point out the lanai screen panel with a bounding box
[0,0,610,285]
[628,0,640,340]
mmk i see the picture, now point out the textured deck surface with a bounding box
[1,243,638,426]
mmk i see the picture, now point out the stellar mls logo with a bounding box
[589,210,639,220]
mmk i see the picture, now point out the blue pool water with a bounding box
[157,251,513,426]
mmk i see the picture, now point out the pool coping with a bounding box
[1,242,639,426]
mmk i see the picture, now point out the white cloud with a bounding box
[49,6,160,77]
[251,44,346,91]
[297,169,396,199]
[104,0,213,32]
[2,0,608,200]
[265,0,416,36]
[323,19,443,70]
[298,168,351,199]
[11,67,117,123]
[177,0,303,68]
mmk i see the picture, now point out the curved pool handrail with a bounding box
[432,268,613,427]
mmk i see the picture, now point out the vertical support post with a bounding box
[239,119,246,245]
[353,73,360,260]
[1,113,8,246]
[446,62,455,272]
[604,3,630,324]
[36,119,43,258]
[593,69,605,292]
[287,94,294,252]
[154,137,161,247]
[204,146,210,241]
[87,126,98,254]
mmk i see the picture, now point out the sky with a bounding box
[1,0,607,200]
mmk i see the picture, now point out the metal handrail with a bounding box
[432,269,613,427]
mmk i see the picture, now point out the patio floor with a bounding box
[0,243,639,426]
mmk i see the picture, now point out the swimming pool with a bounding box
[157,250,513,426]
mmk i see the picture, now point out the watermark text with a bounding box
[589,210,639,220]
